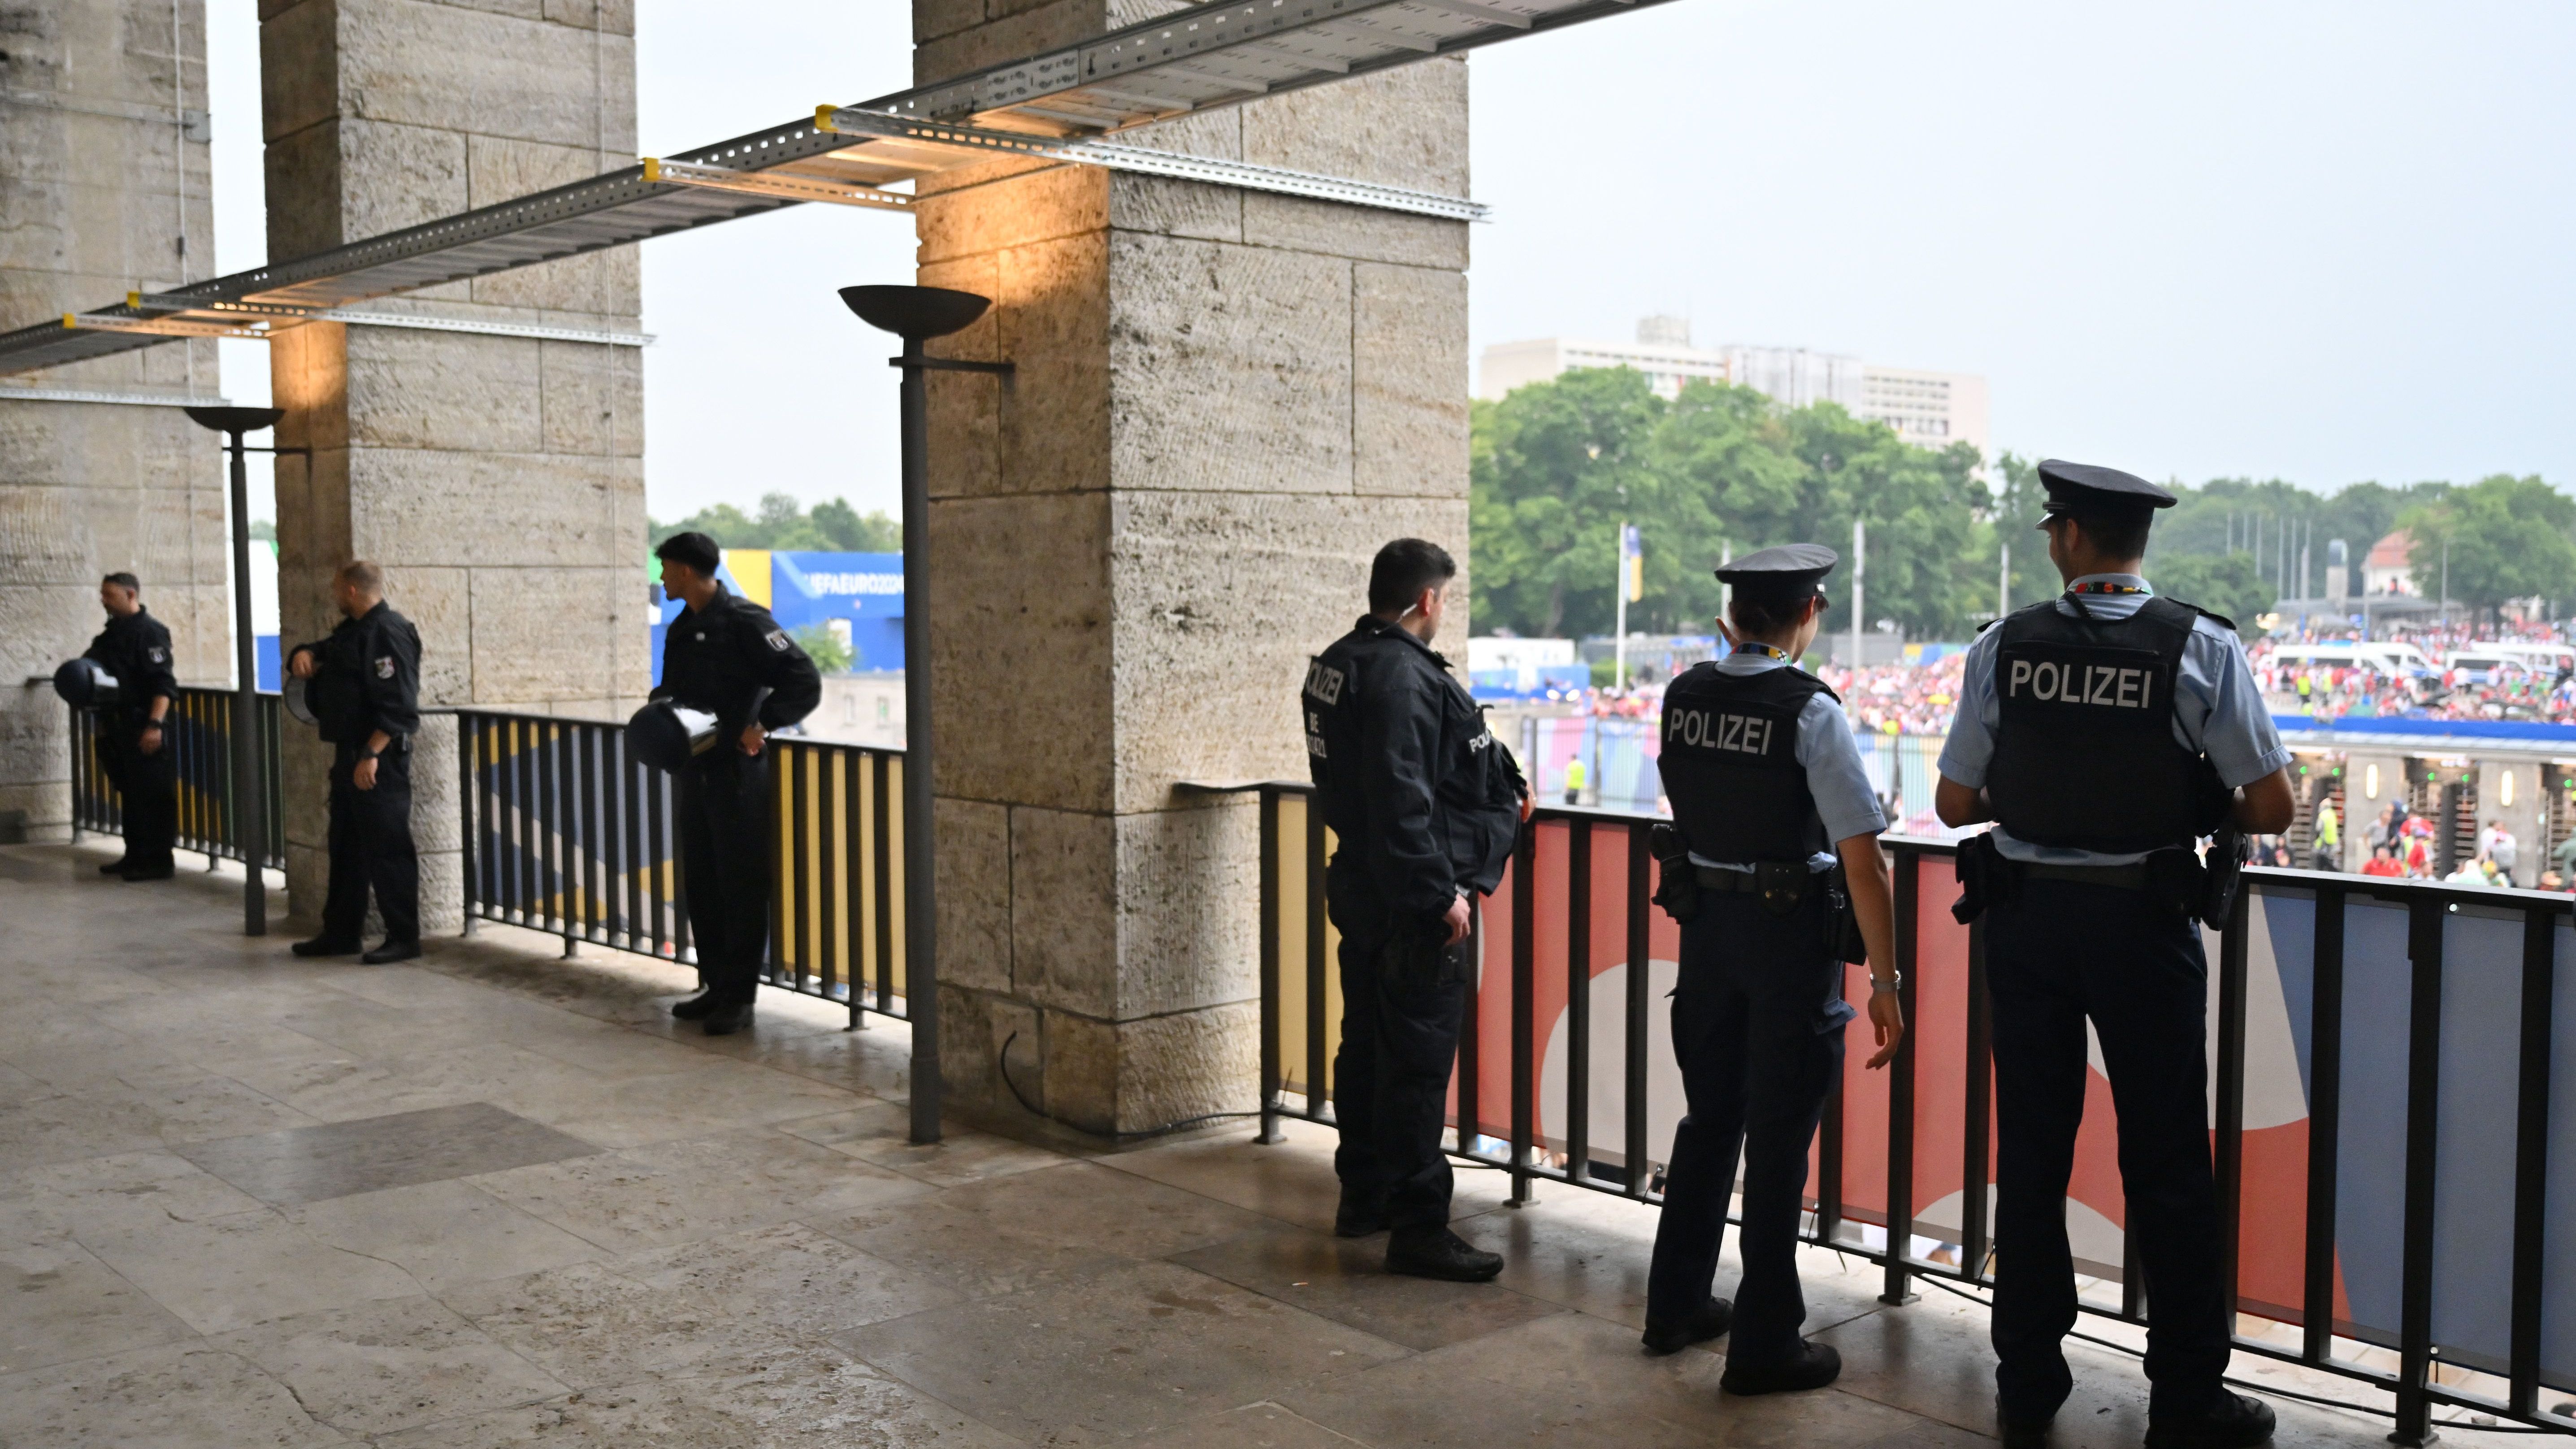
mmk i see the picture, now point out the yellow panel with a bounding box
[723,549,772,608]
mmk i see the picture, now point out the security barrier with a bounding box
[68,685,284,870]
[1255,783,2576,1442]
[455,711,907,1026]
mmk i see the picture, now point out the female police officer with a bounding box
[1643,544,1904,1393]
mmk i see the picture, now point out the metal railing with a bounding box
[68,685,284,870]
[455,711,909,1026]
[1254,783,2576,1443]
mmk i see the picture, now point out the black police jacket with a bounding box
[652,585,822,739]
[1304,615,1526,923]
[292,602,422,749]
[83,608,178,725]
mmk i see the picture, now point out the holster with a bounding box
[2142,846,2209,919]
[1951,832,2014,924]
[1649,824,1701,924]
[2198,828,2251,930]
[1825,865,1868,964]
[1755,861,1807,917]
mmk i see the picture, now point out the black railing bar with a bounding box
[872,751,893,1015]
[1881,846,1921,1306]
[2303,882,2347,1367]
[1258,787,1284,1143]
[1304,795,1329,1133]
[1565,820,1592,1189]
[2508,902,2556,1415]
[457,713,479,936]
[1507,819,1538,1205]
[2213,873,2252,1321]
[1961,907,1992,1277]
[1624,818,1653,1200]
[2392,898,2445,1447]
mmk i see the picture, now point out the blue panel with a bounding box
[2430,908,2528,1372]
[2256,885,2320,1102]
[2545,921,2576,1393]
[2335,898,2415,1348]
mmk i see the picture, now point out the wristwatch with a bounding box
[1869,970,1902,994]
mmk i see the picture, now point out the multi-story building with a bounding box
[1479,317,1989,460]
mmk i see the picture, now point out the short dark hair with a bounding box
[1368,538,1455,615]
[655,531,722,577]
[1728,589,1818,639]
[2062,507,2153,561]
[336,560,384,594]
[100,572,139,593]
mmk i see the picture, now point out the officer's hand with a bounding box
[288,649,317,680]
[1518,788,1534,823]
[1440,892,1471,946]
[740,722,766,757]
[354,755,378,792]
[1864,989,1906,1070]
[139,723,164,756]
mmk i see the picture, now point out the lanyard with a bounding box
[1732,642,1791,662]
[2067,581,2150,596]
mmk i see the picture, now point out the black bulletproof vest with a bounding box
[1656,661,1834,862]
[1986,594,2203,852]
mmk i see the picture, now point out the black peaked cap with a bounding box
[1715,542,1837,597]
[2036,459,2175,516]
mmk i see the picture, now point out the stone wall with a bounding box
[0,0,226,840]
[914,2,1472,1135]
[263,0,646,929]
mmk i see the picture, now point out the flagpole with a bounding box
[1613,518,1628,690]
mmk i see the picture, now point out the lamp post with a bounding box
[183,405,289,936]
[837,285,1012,1146]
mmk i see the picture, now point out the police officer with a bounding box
[1304,538,1527,1282]
[287,560,425,964]
[83,572,179,881]
[651,531,821,1037]
[1642,544,1906,1392]
[1934,462,2294,1449]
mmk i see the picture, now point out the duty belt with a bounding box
[2020,861,2150,891]
[1693,864,1819,891]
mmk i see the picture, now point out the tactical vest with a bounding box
[1656,661,1833,863]
[1985,594,2205,852]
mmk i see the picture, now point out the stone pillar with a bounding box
[914,4,1472,1135]
[262,0,645,929]
[0,0,225,841]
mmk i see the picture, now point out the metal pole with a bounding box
[1851,518,1866,670]
[1613,519,1627,691]
[898,332,941,1145]
[1999,540,2009,618]
[226,431,265,935]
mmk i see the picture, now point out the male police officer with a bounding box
[1643,544,1906,1392]
[287,561,425,964]
[1935,462,2294,1449]
[84,573,179,881]
[652,531,821,1037]
[1305,538,1527,1282]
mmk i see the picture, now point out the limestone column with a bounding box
[914,3,1473,1135]
[0,0,225,841]
[262,0,646,929]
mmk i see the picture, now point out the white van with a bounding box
[2483,642,2576,679]
[2265,641,2438,698]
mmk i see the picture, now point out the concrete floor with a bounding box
[0,841,2482,1447]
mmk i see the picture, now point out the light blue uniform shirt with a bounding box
[1678,650,1889,874]
[1937,573,2291,866]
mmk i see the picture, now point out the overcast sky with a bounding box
[205,0,2575,524]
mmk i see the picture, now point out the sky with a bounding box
[202,0,2576,525]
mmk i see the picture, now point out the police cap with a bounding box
[1714,542,1837,600]
[2036,460,2175,521]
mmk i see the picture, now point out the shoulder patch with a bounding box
[764,629,791,652]
[375,656,395,679]
[146,646,167,664]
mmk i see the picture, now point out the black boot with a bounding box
[701,1001,755,1036]
[291,936,362,958]
[1997,1398,2057,1449]
[1720,1340,1841,1395]
[118,861,174,881]
[1333,1186,1388,1238]
[361,940,422,964]
[670,992,722,1021]
[1641,1297,1734,1355]
[98,858,130,875]
[1384,1227,1502,1283]
[2144,1392,2275,1449]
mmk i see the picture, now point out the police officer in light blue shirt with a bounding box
[1643,544,1906,1396]
[1935,461,2294,1449]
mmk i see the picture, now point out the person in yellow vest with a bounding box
[1563,755,1587,806]
[2311,799,2339,872]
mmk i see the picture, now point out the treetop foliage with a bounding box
[648,493,899,554]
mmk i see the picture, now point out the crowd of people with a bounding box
[2250,624,2576,724]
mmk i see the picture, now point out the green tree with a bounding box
[648,493,899,552]
[1469,368,1669,638]
[2401,475,2576,615]
[2148,551,2273,637]
[812,498,901,551]
[792,624,854,674]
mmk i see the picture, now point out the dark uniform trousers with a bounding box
[675,750,772,1006]
[1646,886,1848,1364]
[322,745,419,945]
[1986,877,2228,1419]
[99,723,177,869]
[1327,870,1469,1233]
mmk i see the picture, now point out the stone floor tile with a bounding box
[689,1017,915,1100]
[220,1040,607,1124]
[1172,1224,1566,1352]
[1114,1400,1369,1448]
[78,1206,424,1334]
[268,994,544,1059]
[438,1259,780,1388]
[371,1345,1022,1447]
[177,1101,603,1206]
[615,1222,962,1338]
[0,1148,268,1249]
[0,1069,318,1173]
[807,1160,1273,1299]
[210,1293,572,1437]
[831,1259,1405,1445]
[468,1128,932,1254]
[776,1099,1070,1188]
[491,1018,721,1079]
[286,1179,609,1292]
[0,1340,351,1447]
[509,1060,870,1149]
[0,1237,196,1375]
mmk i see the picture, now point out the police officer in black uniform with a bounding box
[651,531,821,1037]
[288,560,425,964]
[1642,544,1906,1392]
[84,572,179,881]
[1935,462,2294,1449]
[1304,538,1527,1282]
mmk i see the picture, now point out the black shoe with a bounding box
[1384,1227,1503,1283]
[1641,1297,1734,1355]
[98,858,130,875]
[700,1001,755,1036]
[360,940,422,964]
[290,937,362,958]
[1720,1341,1842,1395]
[118,863,174,881]
[2144,1392,2275,1449]
[670,992,722,1021]
[1998,1400,2056,1449]
[1333,1188,1388,1238]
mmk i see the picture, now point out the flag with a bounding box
[1621,524,1643,602]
